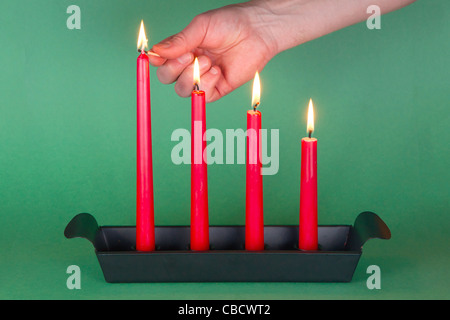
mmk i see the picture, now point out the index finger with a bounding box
[148,53,167,67]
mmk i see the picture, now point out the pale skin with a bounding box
[149,0,417,102]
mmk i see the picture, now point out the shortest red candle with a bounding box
[246,72,264,251]
[299,99,318,251]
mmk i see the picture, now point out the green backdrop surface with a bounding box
[0,0,449,299]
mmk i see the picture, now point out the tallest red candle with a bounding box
[136,21,155,252]
[299,99,318,251]
[190,58,209,251]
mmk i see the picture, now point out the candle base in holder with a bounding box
[64,211,390,283]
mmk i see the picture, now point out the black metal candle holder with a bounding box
[64,211,390,283]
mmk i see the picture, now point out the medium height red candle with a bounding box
[136,21,155,252]
[246,72,264,251]
[191,58,209,251]
[299,99,318,250]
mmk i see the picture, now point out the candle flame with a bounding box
[137,20,148,51]
[307,98,314,135]
[252,71,261,108]
[193,57,200,87]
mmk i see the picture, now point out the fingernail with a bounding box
[210,66,219,75]
[199,57,210,69]
[177,52,193,64]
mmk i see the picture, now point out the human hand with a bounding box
[149,2,279,103]
[149,0,417,103]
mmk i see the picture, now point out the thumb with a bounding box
[152,14,209,59]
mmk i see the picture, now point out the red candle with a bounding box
[136,21,155,251]
[246,72,264,251]
[191,58,209,251]
[299,99,318,250]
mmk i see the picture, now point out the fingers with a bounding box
[147,53,166,67]
[149,13,224,101]
[152,53,222,101]
[150,14,208,85]
[152,14,208,60]
[155,52,194,84]
[200,66,222,103]
[149,13,223,101]
[174,55,211,97]
[175,59,222,103]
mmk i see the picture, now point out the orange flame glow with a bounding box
[193,57,200,87]
[137,20,148,51]
[252,71,261,108]
[307,98,314,135]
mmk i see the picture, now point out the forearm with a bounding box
[248,0,417,54]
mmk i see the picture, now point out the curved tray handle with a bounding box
[345,211,391,252]
[64,213,102,248]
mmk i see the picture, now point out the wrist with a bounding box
[247,0,310,54]
[248,0,417,55]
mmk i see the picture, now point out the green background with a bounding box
[0,0,449,299]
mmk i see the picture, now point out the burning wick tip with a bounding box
[253,102,260,111]
[308,130,312,139]
[138,49,161,57]
[194,83,200,91]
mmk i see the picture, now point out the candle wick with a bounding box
[194,83,199,91]
[308,131,312,139]
[253,102,260,111]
